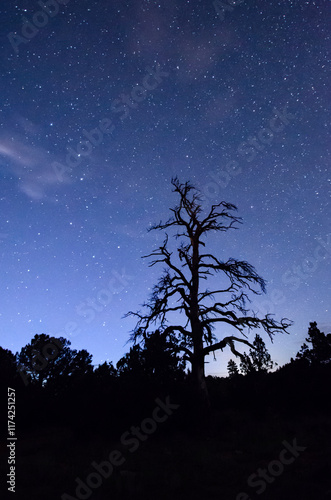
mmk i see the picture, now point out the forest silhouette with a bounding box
[1,322,331,500]
[1,179,330,500]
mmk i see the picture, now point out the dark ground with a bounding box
[1,406,330,500]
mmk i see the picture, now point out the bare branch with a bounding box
[203,336,255,358]
[125,177,293,399]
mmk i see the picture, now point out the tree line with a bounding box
[0,321,330,434]
[1,321,329,392]
[1,178,330,429]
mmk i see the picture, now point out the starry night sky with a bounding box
[0,0,330,376]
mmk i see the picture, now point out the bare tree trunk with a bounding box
[192,359,210,412]
[190,233,211,413]
[191,334,211,414]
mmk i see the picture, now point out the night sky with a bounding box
[0,0,330,376]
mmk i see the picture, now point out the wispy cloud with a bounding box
[0,130,71,200]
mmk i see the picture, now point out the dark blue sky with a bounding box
[0,0,330,375]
